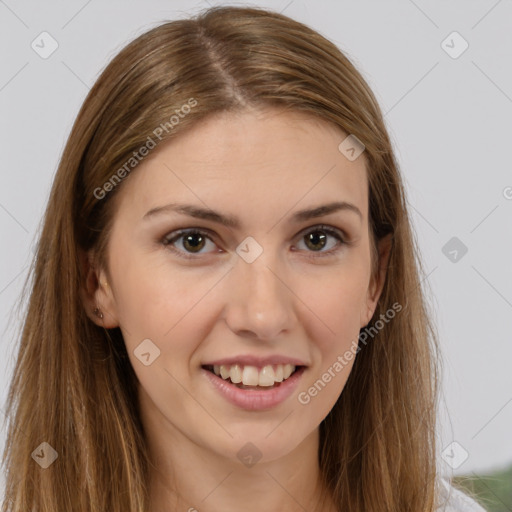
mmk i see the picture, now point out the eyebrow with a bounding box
[142,201,362,228]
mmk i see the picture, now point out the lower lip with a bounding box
[202,366,306,411]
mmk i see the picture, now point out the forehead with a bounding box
[113,108,368,225]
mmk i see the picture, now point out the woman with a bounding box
[1,6,486,511]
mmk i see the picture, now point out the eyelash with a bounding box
[161,225,348,261]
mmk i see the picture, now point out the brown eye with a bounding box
[162,229,217,257]
[181,233,206,253]
[295,225,346,256]
[304,231,327,251]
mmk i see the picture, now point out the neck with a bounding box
[145,415,337,512]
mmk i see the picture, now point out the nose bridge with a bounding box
[224,246,294,339]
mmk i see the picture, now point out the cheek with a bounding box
[294,275,366,421]
[298,262,369,350]
[110,251,222,365]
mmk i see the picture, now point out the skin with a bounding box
[84,107,391,512]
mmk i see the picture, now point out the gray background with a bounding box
[1,0,511,492]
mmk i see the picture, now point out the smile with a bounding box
[204,363,297,387]
[202,364,306,411]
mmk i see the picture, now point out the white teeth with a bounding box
[230,364,243,383]
[219,365,229,379]
[212,363,297,386]
[283,363,294,379]
[242,366,259,386]
[258,366,276,387]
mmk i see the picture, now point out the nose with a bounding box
[223,252,295,341]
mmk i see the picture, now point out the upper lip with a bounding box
[202,355,308,368]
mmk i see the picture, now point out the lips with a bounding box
[201,355,308,410]
[202,364,306,411]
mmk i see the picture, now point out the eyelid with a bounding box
[294,224,348,258]
[297,224,347,242]
[161,228,221,259]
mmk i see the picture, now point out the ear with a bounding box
[79,249,119,329]
[360,233,393,327]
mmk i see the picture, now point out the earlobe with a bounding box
[79,249,119,329]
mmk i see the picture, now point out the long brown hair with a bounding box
[2,6,441,511]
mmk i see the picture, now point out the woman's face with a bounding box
[89,108,389,465]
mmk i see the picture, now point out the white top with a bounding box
[436,477,487,511]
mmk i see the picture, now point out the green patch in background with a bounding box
[452,463,512,512]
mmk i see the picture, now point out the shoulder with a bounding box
[435,476,487,512]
